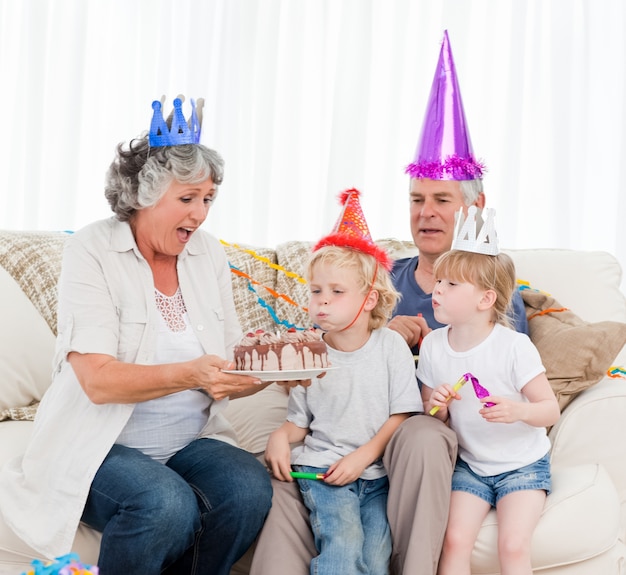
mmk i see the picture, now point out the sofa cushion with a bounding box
[471,463,621,571]
[0,267,56,412]
[223,383,289,455]
[0,231,68,336]
[521,289,626,410]
[0,404,39,422]
[0,231,66,413]
[507,249,626,324]
[273,241,315,331]
[222,241,280,334]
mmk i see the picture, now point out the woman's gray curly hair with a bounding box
[104,135,225,221]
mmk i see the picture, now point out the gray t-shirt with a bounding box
[288,327,423,480]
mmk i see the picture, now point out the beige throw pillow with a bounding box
[274,241,315,331]
[222,242,279,334]
[521,289,626,410]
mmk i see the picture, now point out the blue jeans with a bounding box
[294,465,391,575]
[452,452,552,506]
[81,439,272,575]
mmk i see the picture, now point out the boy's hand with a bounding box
[323,449,369,486]
[264,429,294,481]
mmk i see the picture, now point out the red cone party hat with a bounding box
[313,189,392,271]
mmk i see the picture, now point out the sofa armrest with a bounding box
[549,377,626,503]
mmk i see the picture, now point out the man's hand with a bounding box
[387,314,431,349]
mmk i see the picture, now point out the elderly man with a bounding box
[389,178,528,354]
[250,30,525,575]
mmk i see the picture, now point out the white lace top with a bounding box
[116,288,210,463]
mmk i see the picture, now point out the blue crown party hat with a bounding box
[149,95,202,147]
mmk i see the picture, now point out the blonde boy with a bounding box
[265,191,422,575]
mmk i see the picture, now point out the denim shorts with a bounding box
[451,452,551,506]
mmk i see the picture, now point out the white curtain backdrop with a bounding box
[1,0,625,290]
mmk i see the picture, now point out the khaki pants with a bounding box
[248,415,458,575]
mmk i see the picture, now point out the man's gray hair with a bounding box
[459,179,484,206]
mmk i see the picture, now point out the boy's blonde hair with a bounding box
[306,245,400,330]
[433,250,516,328]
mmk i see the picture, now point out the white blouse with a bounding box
[116,288,210,463]
[0,217,242,558]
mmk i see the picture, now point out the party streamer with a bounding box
[221,240,312,330]
[23,553,98,574]
[220,240,308,284]
[230,263,309,331]
[229,267,306,311]
[608,366,626,379]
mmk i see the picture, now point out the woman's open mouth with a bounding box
[177,227,194,242]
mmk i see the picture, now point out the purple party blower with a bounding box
[469,374,495,407]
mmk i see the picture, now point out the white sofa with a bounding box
[1,230,626,575]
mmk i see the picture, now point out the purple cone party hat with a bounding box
[149,95,203,147]
[314,189,393,271]
[406,30,485,181]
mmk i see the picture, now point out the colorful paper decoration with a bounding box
[221,240,310,330]
[23,553,98,575]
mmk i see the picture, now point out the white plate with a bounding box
[223,367,335,382]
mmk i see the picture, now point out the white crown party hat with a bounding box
[451,206,499,256]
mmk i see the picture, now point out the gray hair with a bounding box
[459,179,484,206]
[104,135,225,221]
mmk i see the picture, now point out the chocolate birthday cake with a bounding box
[234,328,329,371]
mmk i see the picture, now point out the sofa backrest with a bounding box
[507,248,626,325]
[2,230,625,416]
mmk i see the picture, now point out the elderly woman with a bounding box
[0,98,274,575]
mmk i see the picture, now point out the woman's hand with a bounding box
[274,370,327,391]
[190,355,267,400]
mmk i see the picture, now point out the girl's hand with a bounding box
[478,396,523,423]
[480,372,560,428]
[428,383,463,414]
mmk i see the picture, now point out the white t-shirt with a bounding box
[288,327,423,480]
[417,323,550,476]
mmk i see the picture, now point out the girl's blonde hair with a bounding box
[306,245,400,330]
[433,250,516,328]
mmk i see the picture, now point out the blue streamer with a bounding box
[230,263,307,331]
